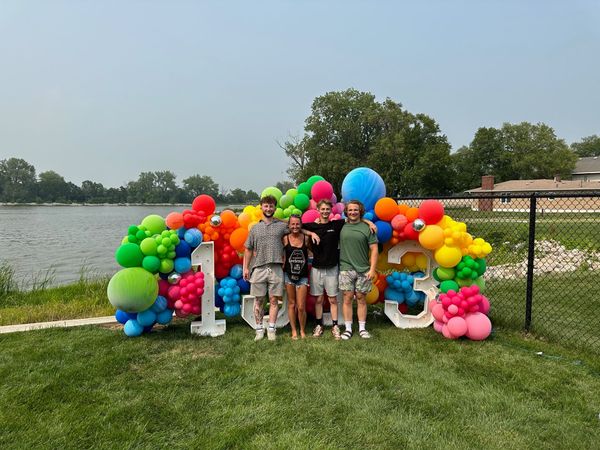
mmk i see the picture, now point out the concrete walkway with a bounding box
[0,316,117,334]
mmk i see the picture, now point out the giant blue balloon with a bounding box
[341,167,386,211]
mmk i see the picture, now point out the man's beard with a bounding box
[263,211,274,218]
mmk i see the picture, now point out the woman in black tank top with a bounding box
[283,215,310,339]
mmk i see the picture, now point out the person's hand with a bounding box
[367,268,378,282]
[368,222,378,234]
[310,232,320,245]
[243,267,250,281]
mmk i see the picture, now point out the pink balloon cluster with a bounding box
[302,184,345,223]
[430,285,492,340]
[159,271,205,317]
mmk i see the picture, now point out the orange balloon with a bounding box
[220,210,238,228]
[405,207,419,221]
[229,227,249,251]
[165,212,184,230]
[397,204,409,215]
[374,197,399,222]
[237,212,252,228]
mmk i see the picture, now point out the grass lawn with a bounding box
[1,316,599,450]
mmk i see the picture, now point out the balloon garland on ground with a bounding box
[107,167,493,340]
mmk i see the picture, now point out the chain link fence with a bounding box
[398,193,600,353]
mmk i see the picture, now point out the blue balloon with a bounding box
[229,264,243,279]
[137,309,157,327]
[124,319,144,337]
[143,325,154,333]
[341,167,386,211]
[384,287,405,303]
[237,278,250,293]
[156,309,174,325]
[375,221,392,243]
[174,257,192,274]
[175,241,192,258]
[151,296,168,313]
[224,303,241,317]
[115,309,129,324]
[177,227,187,239]
[184,228,203,247]
[215,292,225,308]
[126,312,138,320]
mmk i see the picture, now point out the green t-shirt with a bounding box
[339,222,378,272]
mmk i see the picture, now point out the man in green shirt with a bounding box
[339,200,379,339]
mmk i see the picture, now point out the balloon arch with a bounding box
[108,168,493,341]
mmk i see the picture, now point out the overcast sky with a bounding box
[1,0,599,192]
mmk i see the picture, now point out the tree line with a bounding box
[0,160,261,204]
[282,89,600,196]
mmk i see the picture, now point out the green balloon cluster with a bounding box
[116,215,180,274]
[107,267,158,313]
[260,175,326,219]
[455,256,486,280]
[433,256,487,293]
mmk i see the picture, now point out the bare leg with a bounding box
[253,296,266,328]
[328,295,338,323]
[286,284,297,338]
[315,294,324,321]
[356,292,367,323]
[268,296,280,325]
[296,285,308,338]
[343,291,354,323]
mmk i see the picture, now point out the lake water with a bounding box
[1,205,235,288]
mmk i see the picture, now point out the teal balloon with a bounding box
[142,255,161,273]
[115,243,144,268]
[124,320,143,337]
[137,309,157,327]
[294,193,310,211]
[107,267,158,313]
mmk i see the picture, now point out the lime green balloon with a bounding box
[107,267,158,313]
[440,280,459,293]
[121,236,129,245]
[297,182,310,197]
[274,208,285,219]
[293,193,310,211]
[279,194,293,209]
[167,251,177,259]
[456,278,473,287]
[140,238,158,256]
[283,208,292,218]
[142,255,161,273]
[159,258,174,274]
[473,277,486,292]
[285,188,298,200]
[140,214,166,235]
[306,175,325,190]
[260,186,283,202]
[157,245,167,255]
[292,208,302,215]
[115,243,144,268]
[436,267,456,281]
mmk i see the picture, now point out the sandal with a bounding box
[341,330,353,340]
[359,330,371,339]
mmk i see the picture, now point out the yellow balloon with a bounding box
[418,225,444,250]
[415,254,428,271]
[243,205,255,215]
[401,252,416,267]
[248,221,258,231]
[237,212,252,228]
[365,285,379,304]
[434,245,462,268]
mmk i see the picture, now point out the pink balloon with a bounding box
[331,213,341,220]
[447,317,468,337]
[191,305,201,315]
[433,320,444,333]
[442,324,458,339]
[301,209,320,223]
[331,193,337,203]
[480,297,491,315]
[175,309,188,318]
[309,199,317,210]
[465,312,492,340]
[168,286,181,300]
[391,214,408,231]
[432,304,445,321]
[311,180,334,202]
[428,299,437,310]
[158,279,169,296]
[174,300,183,309]
[335,202,345,214]
[448,304,458,315]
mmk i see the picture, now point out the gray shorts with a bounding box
[310,266,339,297]
[250,264,284,297]
[339,270,372,294]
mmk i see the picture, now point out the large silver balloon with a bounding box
[210,215,222,227]
[412,218,426,232]
[168,272,182,285]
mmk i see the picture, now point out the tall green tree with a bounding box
[182,175,219,199]
[81,180,106,203]
[0,158,37,202]
[38,170,69,202]
[571,135,600,157]
[284,89,453,196]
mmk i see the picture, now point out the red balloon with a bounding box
[418,200,445,225]
[402,222,420,241]
[192,195,216,215]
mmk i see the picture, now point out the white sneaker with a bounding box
[267,327,277,341]
[254,328,265,341]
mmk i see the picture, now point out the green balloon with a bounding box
[107,267,158,313]
[285,188,298,200]
[292,208,302,216]
[261,186,283,202]
[140,238,158,256]
[115,243,144,268]
[436,267,455,281]
[141,214,166,235]
[142,255,161,273]
[274,208,285,219]
[297,182,311,197]
[279,194,293,209]
[432,269,441,282]
[306,175,325,190]
[135,230,147,241]
[475,258,487,276]
[127,225,139,235]
[440,280,459,293]
[159,258,174,274]
[294,193,310,211]
[283,208,292,218]
[457,277,473,287]
[473,277,486,292]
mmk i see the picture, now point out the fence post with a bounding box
[525,194,537,331]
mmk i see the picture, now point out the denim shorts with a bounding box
[284,273,309,287]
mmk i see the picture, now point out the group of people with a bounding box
[242,195,378,341]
